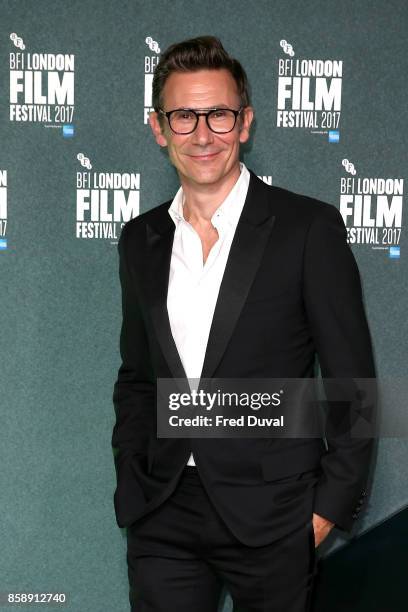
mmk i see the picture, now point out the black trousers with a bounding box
[126,466,318,612]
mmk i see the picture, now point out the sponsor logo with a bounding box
[342,159,356,174]
[75,154,140,242]
[9,33,75,128]
[280,39,295,57]
[144,36,161,124]
[276,42,343,134]
[63,124,74,138]
[339,160,403,251]
[389,246,400,259]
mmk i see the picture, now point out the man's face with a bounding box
[149,69,254,187]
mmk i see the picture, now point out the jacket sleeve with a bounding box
[111,222,156,523]
[302,203,377,531]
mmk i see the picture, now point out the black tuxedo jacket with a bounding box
[112,169,376,546]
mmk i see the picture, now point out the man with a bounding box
[112,36,376,612]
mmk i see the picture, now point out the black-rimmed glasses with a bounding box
[157,106,244,134]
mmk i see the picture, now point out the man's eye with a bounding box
[175,111,194,120]
[212,110,227,118]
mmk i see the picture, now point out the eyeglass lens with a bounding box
[169,109,237,133]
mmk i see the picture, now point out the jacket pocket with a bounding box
[306,517,317,569]
[261,446,323,482]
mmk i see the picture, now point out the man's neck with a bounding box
[179,163,241,226]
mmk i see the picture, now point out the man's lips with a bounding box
[188,152,220,160]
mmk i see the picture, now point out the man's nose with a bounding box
[191,115,214,144]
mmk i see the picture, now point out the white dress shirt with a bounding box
[167,162,250,466]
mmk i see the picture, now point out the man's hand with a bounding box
[312,512,335,547]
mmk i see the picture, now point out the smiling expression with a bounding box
[149,69,254,189]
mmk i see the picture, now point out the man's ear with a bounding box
[149,111,168,147]
[239,106,254,143]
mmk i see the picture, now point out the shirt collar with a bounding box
[168,162,250,230]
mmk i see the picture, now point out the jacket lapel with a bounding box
[146,220,187,382]
[145,169,276,382]
[200,172,275,379]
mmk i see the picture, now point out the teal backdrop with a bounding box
[0,1,407,610]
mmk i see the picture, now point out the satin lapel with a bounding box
[200,207,275,381]
[145,219,188,383]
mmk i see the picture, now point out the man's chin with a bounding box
[179,165,232,186]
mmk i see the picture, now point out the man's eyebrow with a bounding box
[176,104,231,110]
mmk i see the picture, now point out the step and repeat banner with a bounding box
[0,1,406,610]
